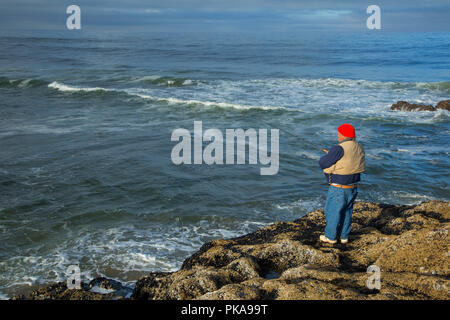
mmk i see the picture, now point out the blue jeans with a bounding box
[324,186,358,241]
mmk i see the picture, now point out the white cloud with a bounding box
[145,8,162,14]
[286,9,353,21]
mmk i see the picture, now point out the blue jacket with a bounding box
[318,143,361,185]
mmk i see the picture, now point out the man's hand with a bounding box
[322,149,328,154]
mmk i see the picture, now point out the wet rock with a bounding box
[132,200,448,300]
[11,281,113,300]
[88,277,133,298]
[391,101,435,112]
[13,200,449,300]
[436,100,450,111]
[88,277,124,291]
[12,277,132,300]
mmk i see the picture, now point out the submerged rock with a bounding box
[390,101,435,112]
[13,200,449,300]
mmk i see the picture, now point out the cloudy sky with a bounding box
[1,0,449,33]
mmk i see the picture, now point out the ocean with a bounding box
[0,30,449,298]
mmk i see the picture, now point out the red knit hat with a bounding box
[338,124,355,138]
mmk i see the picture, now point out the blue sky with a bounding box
[1,0,449,33]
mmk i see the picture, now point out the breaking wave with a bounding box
[133,93,284,111]
[1,76,448,114]
[47,81,285,111]
[48,81,109,93]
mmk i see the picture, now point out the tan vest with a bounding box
[323,139,365,175]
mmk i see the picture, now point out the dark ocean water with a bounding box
[0,30,449,298]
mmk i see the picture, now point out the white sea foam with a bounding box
[367,145,450,160]
[89,286,115,294]
[133,75,161,82]
[46,78,450,118]
[274,198,323,221]
[295,151,320,160]
[48,81,109,92]
[373,191,438,206]
[134,93,285,111]
[0,293,9,300]
[47,81,284,111]
[0,218,269,298]
[132,75,195,86]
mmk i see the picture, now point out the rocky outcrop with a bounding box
[390,100,450,112]
[390,101,435,112]
[13,201,449,300]
[436,100,450,111]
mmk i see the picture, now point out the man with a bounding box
[318,124,365,244]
